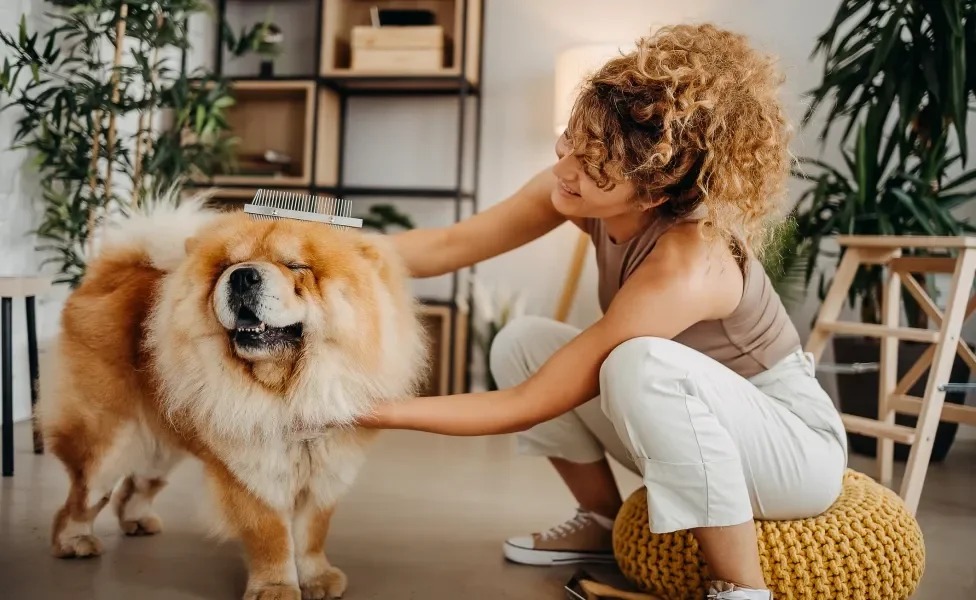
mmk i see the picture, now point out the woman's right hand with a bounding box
[389,166,573,278]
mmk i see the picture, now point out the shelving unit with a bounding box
[187,0,485,395]
[213,80,316,186]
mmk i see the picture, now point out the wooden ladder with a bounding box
[806,235,976,515]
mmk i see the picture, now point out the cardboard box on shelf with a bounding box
[350,25,444,73]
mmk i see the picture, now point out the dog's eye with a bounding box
[286,264,311,272]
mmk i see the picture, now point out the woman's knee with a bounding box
[488,316,564,388]
[600,337,687,389]
[599,337,692,423]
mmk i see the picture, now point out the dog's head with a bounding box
[202,222,366,365]
[150,211,428,436]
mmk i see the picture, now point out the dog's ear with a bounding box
[355,235,407,282]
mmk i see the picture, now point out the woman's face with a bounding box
[550,130,641,219]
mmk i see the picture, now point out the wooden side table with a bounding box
[0,276,52,477]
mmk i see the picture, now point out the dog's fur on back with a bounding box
[37,198,428,600]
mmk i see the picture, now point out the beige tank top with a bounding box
[582,210,801,379]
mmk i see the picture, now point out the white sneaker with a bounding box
[706,581,773,599]
[503,508,616,566]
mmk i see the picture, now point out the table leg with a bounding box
[26,295,42,454]
[2,297,13,477]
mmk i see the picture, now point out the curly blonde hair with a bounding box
[566,24,791,259]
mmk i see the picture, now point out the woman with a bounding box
[365,24,848,599]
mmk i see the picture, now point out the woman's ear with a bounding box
[635,194,668,212]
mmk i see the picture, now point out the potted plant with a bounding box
[465,276,526,391]
[783,0,976,461]
[0,0,242,287]
[356,203,416,233]
[223,16,283,79]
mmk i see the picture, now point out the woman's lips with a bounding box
[558,180,580,196]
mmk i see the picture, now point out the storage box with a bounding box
[350,25,444,72]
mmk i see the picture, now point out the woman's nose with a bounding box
[552,151,578,181]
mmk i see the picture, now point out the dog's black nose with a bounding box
[230,267,261,294]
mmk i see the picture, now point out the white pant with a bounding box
[489,316,848,534]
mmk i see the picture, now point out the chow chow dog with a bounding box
[37,198,427,599]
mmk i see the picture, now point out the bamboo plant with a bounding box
[0,1,264,287]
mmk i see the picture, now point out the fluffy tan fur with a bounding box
[37,199,428,600]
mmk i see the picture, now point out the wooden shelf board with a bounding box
[223,76,319,85]
[188,180,311,190]
[226,79,318,92]
[212,175,312,187]
[320,71,477,94]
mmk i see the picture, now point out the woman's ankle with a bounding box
[549,457,623,521]
[579,500,620,522]
[580,508,615,529]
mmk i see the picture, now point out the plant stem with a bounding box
[86,112,103,256]
[102,4,128,209]
[132,11,164,209]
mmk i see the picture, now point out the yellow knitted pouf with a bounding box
[612,469,925,600]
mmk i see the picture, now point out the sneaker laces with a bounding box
[538,508,595,541]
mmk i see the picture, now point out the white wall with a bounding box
[0,0,68,425]
[1,0,974,435]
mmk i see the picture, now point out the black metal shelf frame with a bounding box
[194,0,486,393]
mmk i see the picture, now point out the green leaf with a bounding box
[19,14,27,47]
[942,168,976,192]
[867,5,905,79]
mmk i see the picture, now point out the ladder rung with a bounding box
[841,414,917,444]
[889,395,976,427]
[889,256,958,274]
[818,322,940,343]
[816,361,879,374]
[938,383,976,393]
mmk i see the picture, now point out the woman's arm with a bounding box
[390,167,573,278]
[363,227,744,435]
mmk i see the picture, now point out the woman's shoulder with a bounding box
[646,224,745,315]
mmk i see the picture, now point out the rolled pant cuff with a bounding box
[641,457,754,534]
[514,435,606,464]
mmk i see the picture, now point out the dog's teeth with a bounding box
[257,323,266,332]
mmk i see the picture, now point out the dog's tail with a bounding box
[97,186,221,272]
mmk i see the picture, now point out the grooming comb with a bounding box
[243,189,364,230]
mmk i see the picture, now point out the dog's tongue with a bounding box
[236,306,262,328]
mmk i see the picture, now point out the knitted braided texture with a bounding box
[612,470,925,600]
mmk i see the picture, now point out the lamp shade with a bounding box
[553,44,626,136]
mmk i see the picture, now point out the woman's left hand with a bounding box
[357,388,534,436]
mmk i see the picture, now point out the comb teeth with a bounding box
[243,189,363,230]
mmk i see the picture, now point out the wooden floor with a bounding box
[1,422,974,599]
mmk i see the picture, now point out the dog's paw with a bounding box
[120,514,163,536]
[52,535,102,559]
[243,584,301,600]
[301,567,348,600]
